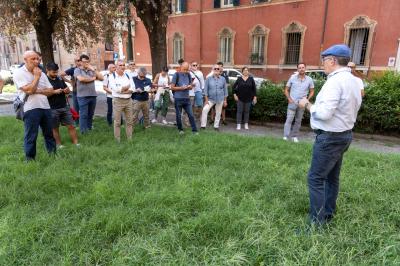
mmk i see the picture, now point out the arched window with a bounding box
[281,21,306,65]
[172,33,184,64]
[249,25,269,65]
[344,16,377,66]
[218,27,235,65]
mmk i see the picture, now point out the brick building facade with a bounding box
[132,0,400,81]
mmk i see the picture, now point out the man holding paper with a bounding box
[132,67,153,131]
[109,60,135,142]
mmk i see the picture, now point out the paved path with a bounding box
[1,89,399,154]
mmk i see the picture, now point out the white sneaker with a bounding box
[283,137,288,141]
[292,137,299,143]
[244,123,249,130]
[162,119,168,125]
[236,124,241,130]
[151,119,157,124]
[75,143,81,148]
[57,145,65,149]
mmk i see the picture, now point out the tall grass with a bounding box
[0,117,399,265]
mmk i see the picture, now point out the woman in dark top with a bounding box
[233,67,257,130]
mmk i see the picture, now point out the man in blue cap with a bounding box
[299,44,362,225]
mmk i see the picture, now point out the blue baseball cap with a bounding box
[321,44,351,58]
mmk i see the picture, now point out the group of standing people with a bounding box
[13,43,364,227]
[99,59,258,137]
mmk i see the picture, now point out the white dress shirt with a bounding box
[310,68,362,132]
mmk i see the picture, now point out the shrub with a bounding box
[227,72,400,134]
[356,71,400,134]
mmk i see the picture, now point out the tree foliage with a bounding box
[0,0,122,65]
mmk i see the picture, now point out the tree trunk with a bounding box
[34,24,54,67]
[33,1,55,67]
[147,24,167,77]
[132,0,169,77]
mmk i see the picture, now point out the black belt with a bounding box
[314,129,352,135]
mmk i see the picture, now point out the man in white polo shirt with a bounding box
[13,51,63,161]
[299,44,362,225]
[109,60,135,142]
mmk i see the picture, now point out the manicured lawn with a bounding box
[0,117,399,265]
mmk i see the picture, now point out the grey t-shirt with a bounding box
[286,74,314,101]
[74,68,97,97]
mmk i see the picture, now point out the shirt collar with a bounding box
[327,67,350,79]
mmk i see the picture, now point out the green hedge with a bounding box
[358,71,400,133]
[227,72,400,134]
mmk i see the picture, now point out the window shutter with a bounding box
[181,0,187,12]
[214,0,221,8]
[233,0,240,6]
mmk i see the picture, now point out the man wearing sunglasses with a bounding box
[201,64,228,131]
[61,56,81,126]
[299,44,362,225]
[125,61,138,79]
[189,62,205,120]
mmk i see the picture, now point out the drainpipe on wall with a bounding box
[395,38,400,72]
[366,31,377,77]
[199,0,203,67]
[320,0,329,68]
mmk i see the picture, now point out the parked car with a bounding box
[0,69,13,85]
[9,64,21,75]
[223,68,267,88]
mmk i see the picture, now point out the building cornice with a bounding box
[169,0,309,18]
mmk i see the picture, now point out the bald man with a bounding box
[171,62,198,134]
[13,51,63,161]
[347,62,365,97]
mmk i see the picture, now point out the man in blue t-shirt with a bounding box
[171,62,198,134]
[132,67,152,130]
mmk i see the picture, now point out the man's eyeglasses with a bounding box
[192,64,198,67]
[213,68,220,70]
[75,59,81,62]
[321,56,334,62]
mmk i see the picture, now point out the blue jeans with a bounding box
[78,96,97,134]
[284,106,305,138]
[23,108,56,160]
[106,97,113,126]
[174,98,197,132]
[72,91,79,126]
[308,130,352,224]
[194,91,203,107]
